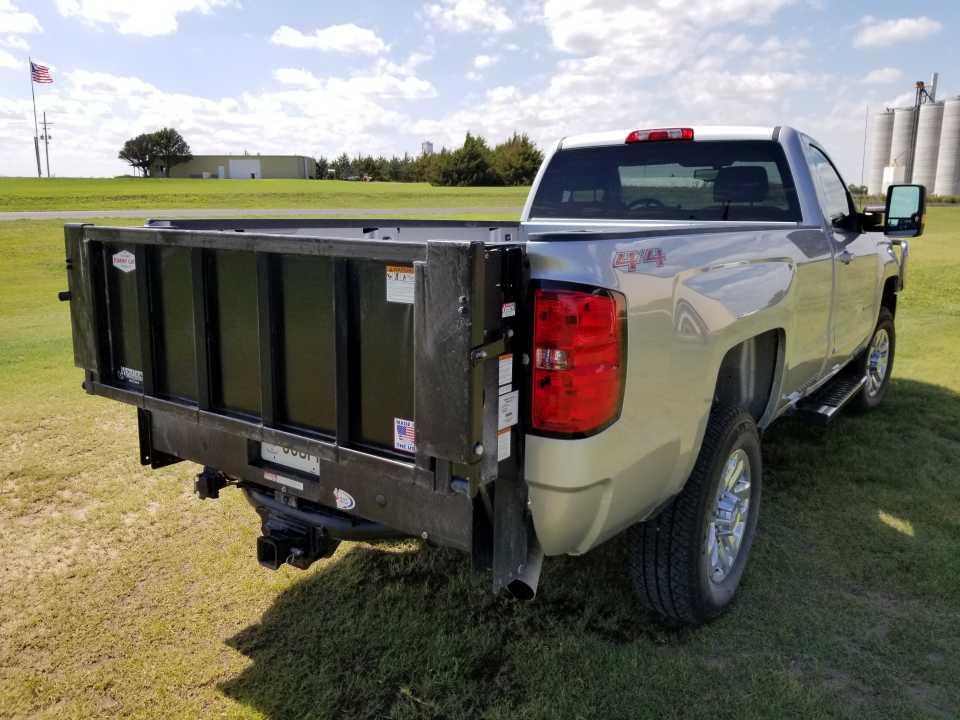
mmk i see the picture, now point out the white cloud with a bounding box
[544,0,794,55]
[854,16,942,48]
[473,54,498,69]
[270,23,389,55]
[273,64,435,100]
[0,47,20,68]
[863,67,903,85]
[424,0,514,33]
[413,0,836,172]
[54,0,236,37]
[1,33,29,49]
[0,0,41,33]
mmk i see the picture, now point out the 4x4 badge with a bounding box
[613,248,665,271]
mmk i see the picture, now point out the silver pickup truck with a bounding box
[62,125,925,626]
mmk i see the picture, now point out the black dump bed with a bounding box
[63,219,531,589]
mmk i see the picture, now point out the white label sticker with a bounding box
[498,390,519,430]
[498,354,513,387]
[261,442,320,475]
[501,301,516,318]
[117,365,143,385]
[386,265,415,304]
[497,428,511,461]
[112,250,136,273]
[394,417,416,453]
[263,470,304,492]
[333,488,356,510]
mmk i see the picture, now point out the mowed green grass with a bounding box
[0,177,528,212]
[1,211,959,720]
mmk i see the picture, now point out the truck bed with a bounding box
[63,219,530,586]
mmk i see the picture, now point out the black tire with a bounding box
[850,307,895,413]
[627,405,761,625]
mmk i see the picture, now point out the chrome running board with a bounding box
[795,372,867,426]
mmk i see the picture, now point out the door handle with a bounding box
[838,250,854,265]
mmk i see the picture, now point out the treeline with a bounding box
[318,132,543,186]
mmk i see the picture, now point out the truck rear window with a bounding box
[530,140,801,222]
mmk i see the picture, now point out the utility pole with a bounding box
[40,112,52,177]
[28,57,41,178]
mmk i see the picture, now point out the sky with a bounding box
[0,0,957,182]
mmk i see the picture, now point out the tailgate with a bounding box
[63,222,527,556]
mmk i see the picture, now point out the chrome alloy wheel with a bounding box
[706,448,752,583]
[866,327,890,398]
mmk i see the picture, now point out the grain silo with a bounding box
[888,107,917,181]
[867,110,895,196]
[912,101,944,191]
[934,97,960,197]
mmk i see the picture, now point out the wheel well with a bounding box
[881,276,898,317]
[714,330,780,423]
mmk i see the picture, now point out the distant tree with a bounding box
[150,128,192,177]
[331,153,352,179]
[425,147,452,185]
[316,156,329,178]
[848,183,869,196]
[435,133,497,186]
[118,133,155,177]
[492,132,543,186]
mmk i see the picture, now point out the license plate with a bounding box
[261,442,320,475]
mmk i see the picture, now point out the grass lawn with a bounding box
[1,210,959,719]
[0,177,528,212]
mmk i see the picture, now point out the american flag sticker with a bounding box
[394,417,416,453]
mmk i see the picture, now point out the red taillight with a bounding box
[531,287,626,436]
[625,127,694,143]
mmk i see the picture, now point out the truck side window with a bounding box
[805,144,854,226]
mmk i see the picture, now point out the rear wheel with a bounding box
[627,405,761,625]
[851,307,895,412]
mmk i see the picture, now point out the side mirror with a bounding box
[884,184,925,238]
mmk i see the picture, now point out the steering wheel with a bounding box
[626,197,666,210]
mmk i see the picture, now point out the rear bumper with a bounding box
[524,422,682,556]
[135,400,475,551]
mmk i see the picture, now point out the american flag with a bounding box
[31,61,53,84]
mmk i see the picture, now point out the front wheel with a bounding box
[627,405,762,625]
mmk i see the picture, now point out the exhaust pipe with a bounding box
[506,534,544,601]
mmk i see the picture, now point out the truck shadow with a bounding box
[218,378,960,719]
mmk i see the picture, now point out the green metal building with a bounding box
[158,154,318,179]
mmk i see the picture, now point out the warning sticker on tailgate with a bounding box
[386,265,415,304]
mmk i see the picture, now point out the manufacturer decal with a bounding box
[394,417,416,453]
[385,265,415,304]
[501,301,516,318]
[613,248,666,272]
[333,487,356,511]
[497,390,519,430]
[116,365,143,384]
[498,353,513,386]
[497,428,511,461]
[112,250,136,273]
[264,471,304,492]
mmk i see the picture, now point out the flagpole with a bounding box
[29,56,41,178]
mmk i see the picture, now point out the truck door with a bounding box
[803,141,879,366]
